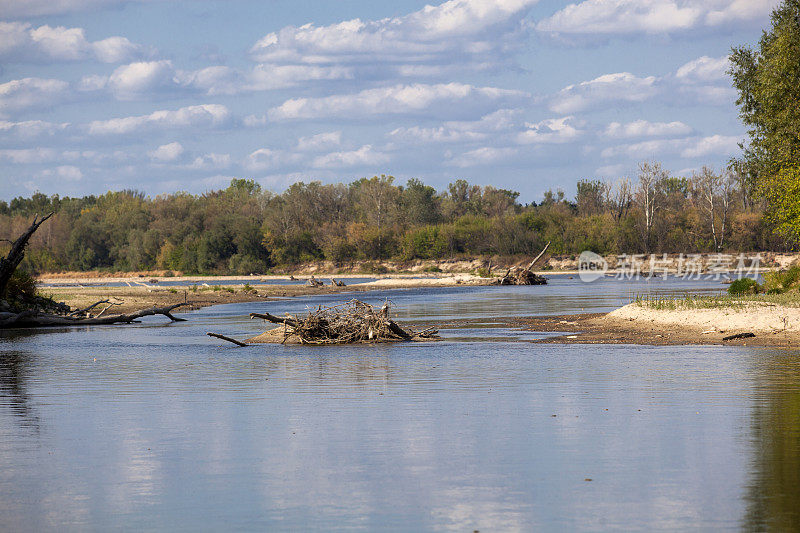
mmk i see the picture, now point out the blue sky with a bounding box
[0,0,779,202]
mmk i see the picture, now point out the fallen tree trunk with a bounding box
[207,332,248,346]
[525,240,551,271]
[0,215,191,329]
[250,312,298,328]
[0,303,188,329]
[495,241,550,286]
[0,213,53,298]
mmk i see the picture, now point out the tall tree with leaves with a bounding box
[730,0,800,240]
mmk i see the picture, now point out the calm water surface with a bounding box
[1,277,798,531]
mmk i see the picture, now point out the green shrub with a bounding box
[422,265,441,273]
[475,267,492,278]
[763,265,800,293]
[3,270,38,300]
[728,277,762,295]
[401,226,448,260]
[360,262,389,274]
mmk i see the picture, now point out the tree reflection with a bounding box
[0,349,39,430]
[743,352,800,530]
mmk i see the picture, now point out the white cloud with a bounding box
[551,72,658,113]
[388,109,519,144]
[86,60,178,100]
[537,0,778,35]
[92,36,145,63]
[108,60,176,99]
[149,142,184,162]
[676,85,737,105]
[595,163,628,177]
[0,147,58,164]
[680,134,741,158]
[187,153,231,170]
[388,124,487,144]
[79,61,354,99]
[675,55,730,83]
[245,148,299,171]
[604,119,692,138]
[250,0,539,80]
[601,134,742,158]
[243,114,268,128]
[296,131,342,152]
[517,116,583,144]
[601,139,683,158]
[36,165,83,181]
[448,146,518,167]
[0,22,145,63]
[311,145,390,169]
[176,66,237,93]
[268,83,528,121]
[87,104,231,135]
[0,120,69,140]
[705,0,781,26]
[245,64,354,91]
[0,78,70,117]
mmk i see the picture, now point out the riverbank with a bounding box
[42,274,491,314]
[38,274,800,347]
[517,303,800,347]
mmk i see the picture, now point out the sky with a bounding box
[0,0,781,203]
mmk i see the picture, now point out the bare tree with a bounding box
[636,162,668,252]
[605,177,632,222]
[693,166,738,251]
[718,171,736,250]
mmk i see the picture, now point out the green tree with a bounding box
[730,0,800,239]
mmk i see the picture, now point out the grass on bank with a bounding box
[633,291,800,310]
[634,266,800,311]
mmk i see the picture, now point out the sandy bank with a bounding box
[606,303,800,335]
[517,304,800,347]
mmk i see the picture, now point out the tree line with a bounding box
[0,166,785,275]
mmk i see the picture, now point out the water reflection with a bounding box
[744,351,800,531]
[0,350,39,430]
[0,279,798,531]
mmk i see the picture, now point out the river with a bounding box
[1,275,798,531]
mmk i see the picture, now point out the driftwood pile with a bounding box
[249,299,438,344]
[495,241,550,286]
[496,268,548,285]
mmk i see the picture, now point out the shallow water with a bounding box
[1,277,798,531]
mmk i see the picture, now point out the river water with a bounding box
[1,275,798,531]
